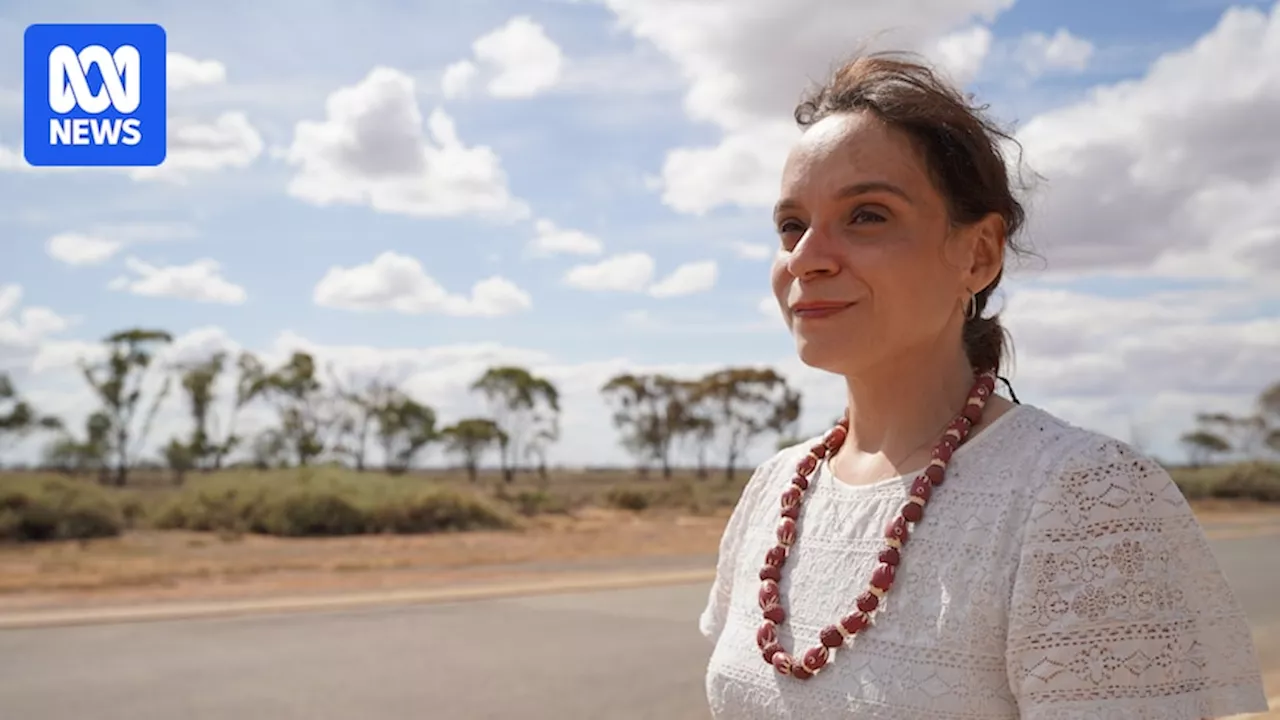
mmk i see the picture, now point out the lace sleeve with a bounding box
[1004,435,1269,720]
[699,448,789,644]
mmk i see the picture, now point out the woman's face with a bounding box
[769,111,1001,377]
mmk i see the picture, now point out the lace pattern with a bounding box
[701,405,1268,719]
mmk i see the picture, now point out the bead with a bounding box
[885,537,902,550]
[763,605,786,624]
[932,442,954,463]
[796,454,817,475]
[824,426,846,450]
[765,545,787,567]
[909,476,932,501]
[870,563,895,591]
[791,665,813,680]
[781,506,800,521]
[810,443,828,459]
[781,486,802,510]
[759,579,780,610]
[902,501,923,522]
[792,475,810,491]
[820,625,844,648]
[777,517,797,546]
[924,464,944,485]
[840,612,869,635]
[879,546,900,566]
[771,650,794,674]
[756,620,777,649]
[759,565,781,582]
[802,646,829,672]
[885,515,910,544]
[762,642,783,664]
[856,591,879,613]
[962,403,983,423]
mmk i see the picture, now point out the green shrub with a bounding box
[606,487,652,511]
[493,487,570,517]
[152,469,515,536]
[1209,463,1280,503]
[0,475,124,542]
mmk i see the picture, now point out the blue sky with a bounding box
[1,0,1278,469]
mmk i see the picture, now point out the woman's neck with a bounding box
[836,344,977,474]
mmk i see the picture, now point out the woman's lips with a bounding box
[790,301,856,319]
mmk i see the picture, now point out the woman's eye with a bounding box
[851,209,887,224]
[777,219,805,234]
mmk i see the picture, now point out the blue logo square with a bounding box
[23,23,167,167]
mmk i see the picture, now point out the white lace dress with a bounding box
[701,404,1268,719]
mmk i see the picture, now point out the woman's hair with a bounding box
[793,52,1028,376]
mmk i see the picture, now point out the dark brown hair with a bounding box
[793,52,1027,376]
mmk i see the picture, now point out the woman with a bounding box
[700,53,1269,719]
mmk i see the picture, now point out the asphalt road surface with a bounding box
[1,530,1277,720]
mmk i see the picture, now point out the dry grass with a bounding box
[2,462,1279,611]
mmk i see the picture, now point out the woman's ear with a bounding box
[967,212,1006,293]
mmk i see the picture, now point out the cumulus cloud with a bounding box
[129,112,265,183]
[648,260,718,298]
[45,233,122,266]
[1013,28,1094,78]
[563,253,655,292]
[167,52,228,90]
[730,242,773,261]
[597,0,1014,214]
[563,253,719,296]
[1015,3,1280,279]
[107,257,248,305]
[529,219,604,256]
[0,285,73,371]
[441,60,479,99]
[312,251,532,317]
[999,280,1280,457]
[284,67,528,220]
[441,16,565,99]
[932,25,995,85]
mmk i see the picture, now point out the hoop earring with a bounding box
[964,292,978,320]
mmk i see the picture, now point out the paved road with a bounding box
[1,532,1277,720]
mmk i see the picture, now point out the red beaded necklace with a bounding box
[756,369,998,679]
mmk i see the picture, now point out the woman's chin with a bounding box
[794,337,861,376]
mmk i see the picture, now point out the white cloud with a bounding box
[999,281,1280,459]
[283,66,528,220]
[129,112,265,183]
[758,294,780,319]
[313,251,531,317]
[648,260,718,297]
[446,16,565,99]
[45,233,122,266]
[730,241,773,261]
[564,252,656,292]
[0,285,74,371]
[933,25,995,85]
[1015,28,1094,77]
[441,60,479,99]
[108,257,248,305]
[529,218,604,256]
[598,0,1015,215]
[1014,3,1280,279]
[167,52,228,90]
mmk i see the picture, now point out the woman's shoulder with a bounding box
[997,403,1180,503]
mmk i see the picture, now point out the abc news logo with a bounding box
[23,23,167,167]
[48,44,144,147]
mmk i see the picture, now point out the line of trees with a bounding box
[1179,382,1280,467]
[0,327,803,485]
